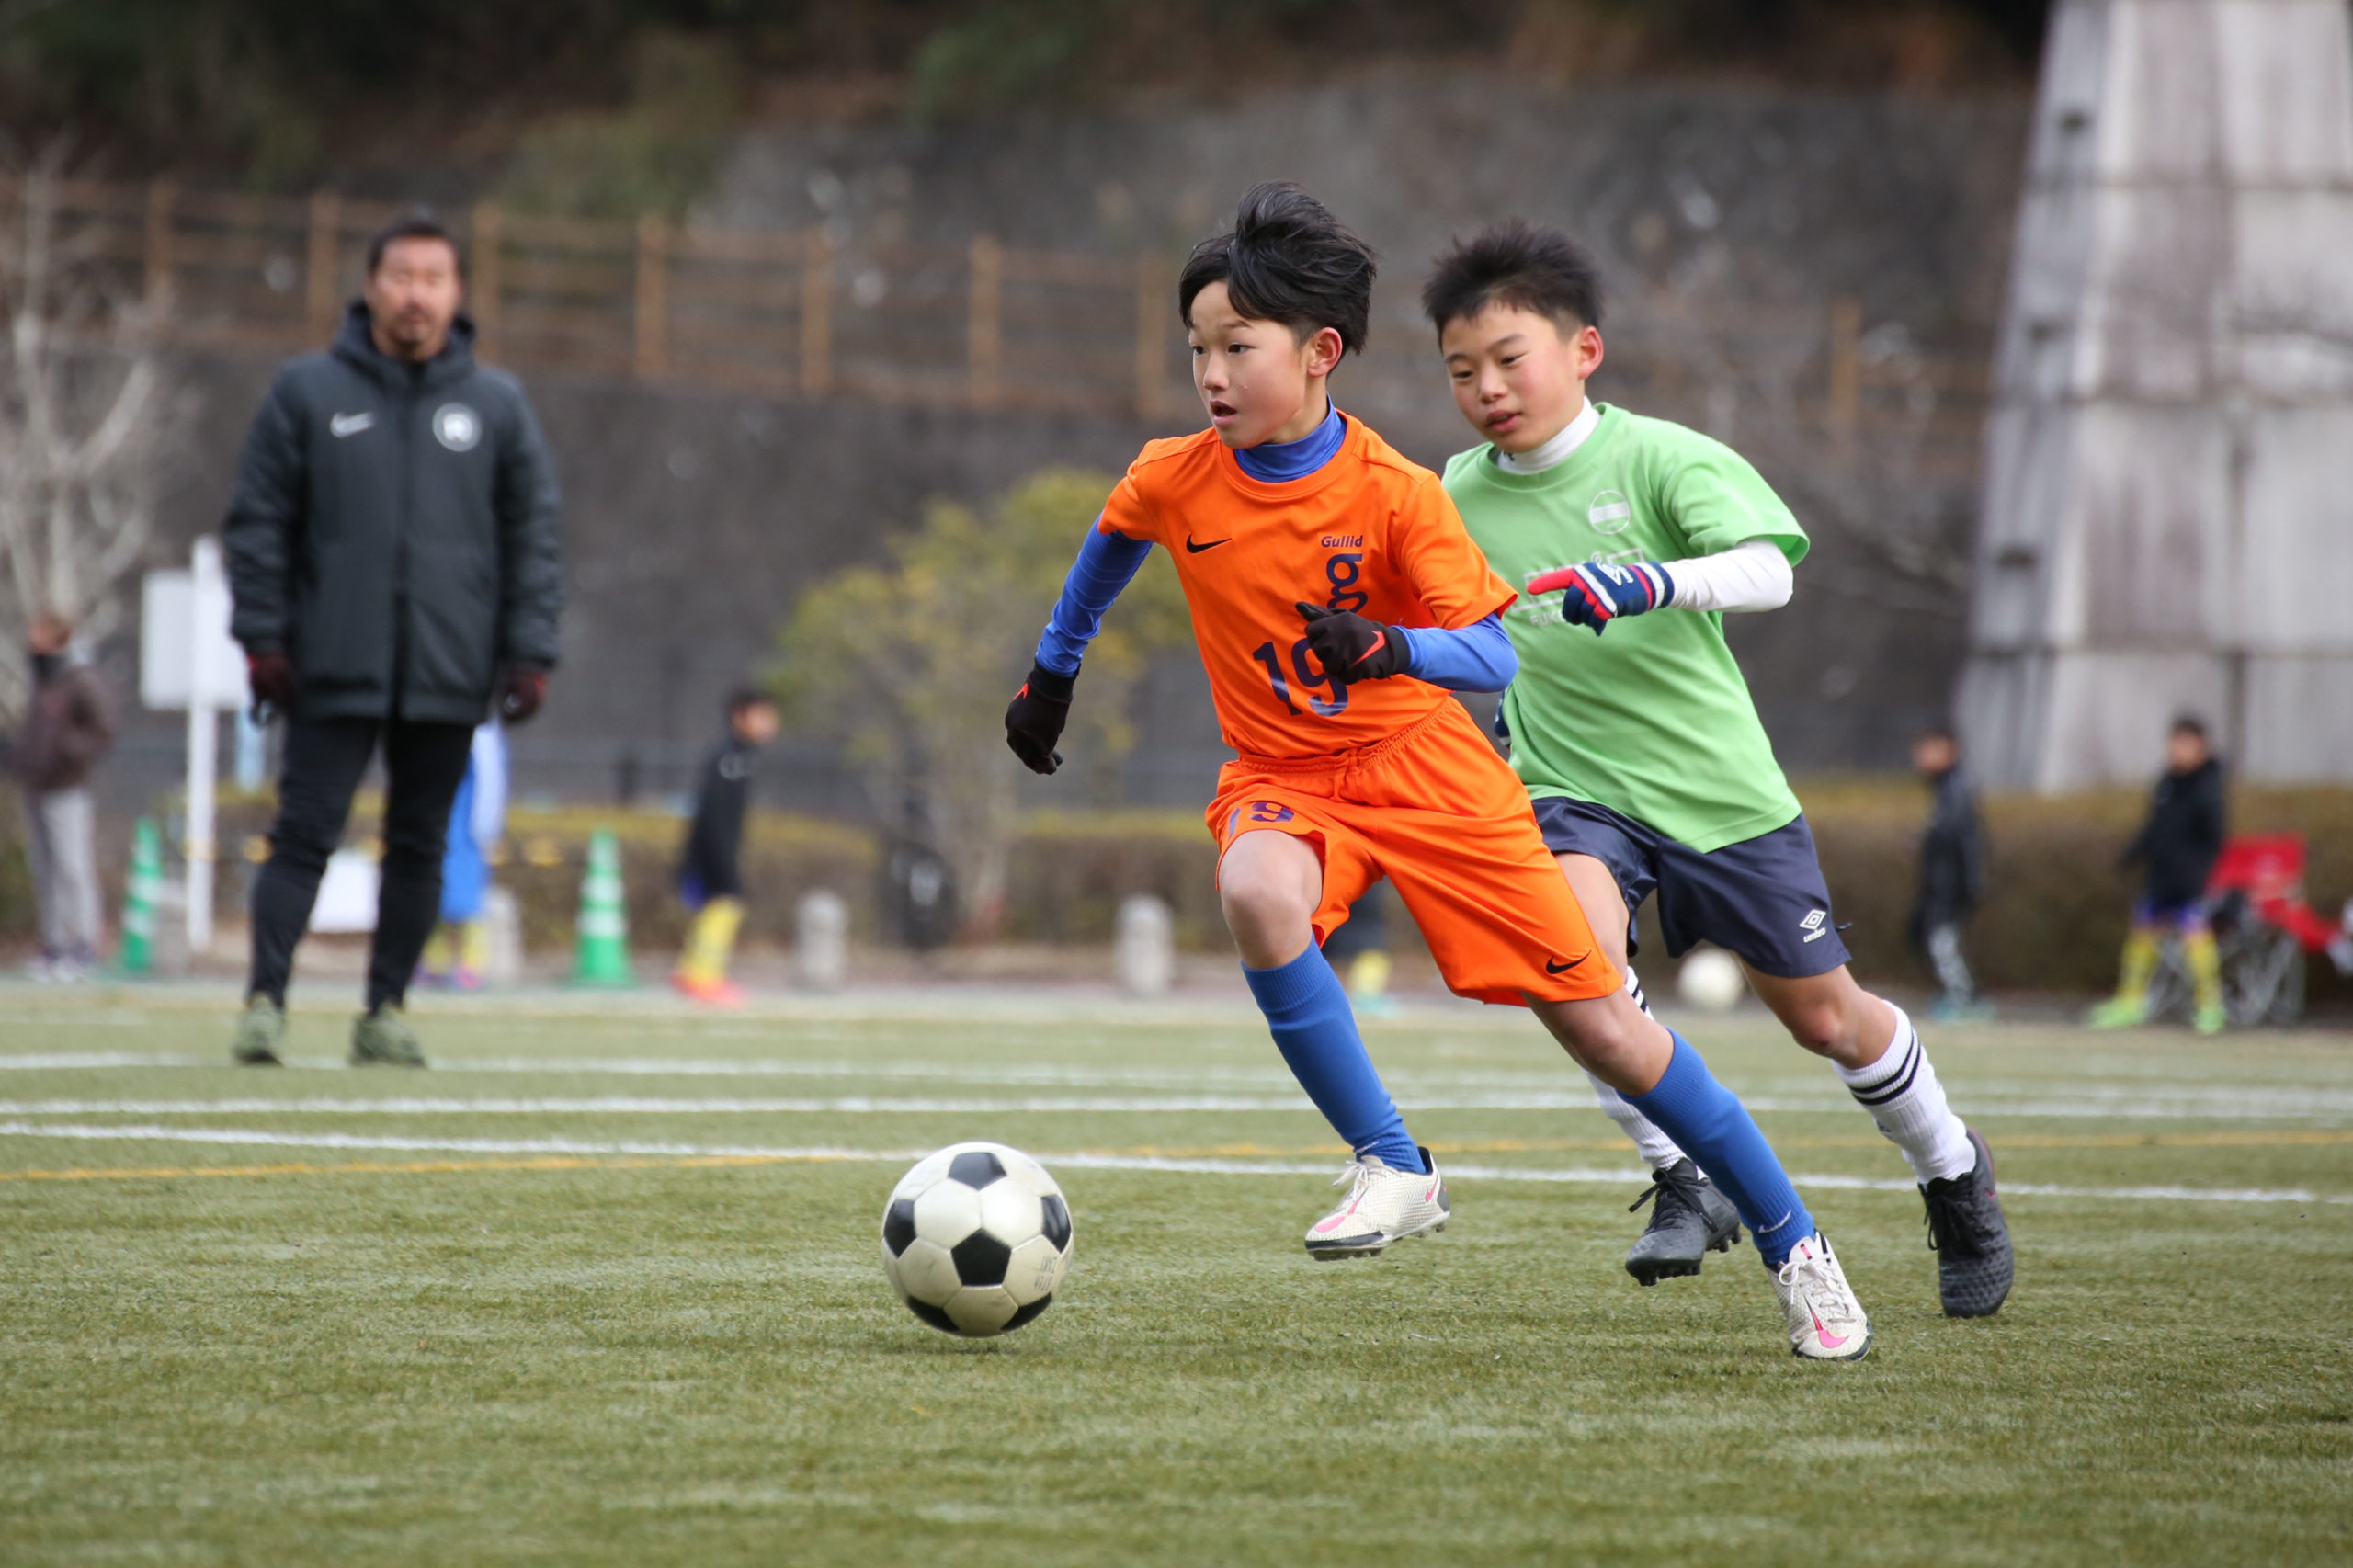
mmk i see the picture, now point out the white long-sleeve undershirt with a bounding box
[1491,403,1794,614]
[1666,536,1793,613]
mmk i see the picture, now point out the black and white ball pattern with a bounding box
[881,1142,1073,1336]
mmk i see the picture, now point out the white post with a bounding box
[185,538,225,954]
[796,890,849,992]
[1116,894,1175,996]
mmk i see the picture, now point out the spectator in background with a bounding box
[420,721,508,990]
[2090,716,2229,1034]
[12,610,114,981]
[674,688,779,1006]
[1907,726,1989,1022]
[1321,883,1403,1018]
[224,214,563,1067]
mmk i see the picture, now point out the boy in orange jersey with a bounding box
[1005,185,1872,1359]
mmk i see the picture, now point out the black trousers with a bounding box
[248,715,475,1011]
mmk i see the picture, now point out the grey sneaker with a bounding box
[232,995,287,1066]
[350,1006,427,1068]
[1624,1158,1743,1286]
[1921,1127,2013,1318]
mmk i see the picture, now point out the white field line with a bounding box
[4,1052,2349,1121]
[2,1120,2347,1206]
[2,1089,2350,1122]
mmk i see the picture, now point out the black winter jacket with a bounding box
[1913,765,1984,926]
[2123,756,2228,909]
[679,734,760,900]
[224,303,563,724]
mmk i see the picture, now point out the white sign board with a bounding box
[141,564,248,711]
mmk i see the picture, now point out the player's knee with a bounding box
[1220,874,1311,937]
[1781,995,1852,1055]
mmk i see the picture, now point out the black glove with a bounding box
[1296,602,1407,684]
[245,649,294,722]
[498,666,549,725]
[1005,662,1074,775]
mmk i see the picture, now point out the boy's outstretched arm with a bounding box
[1295,604,1517,692]
[1528,537,1793,634]
[1006,521,1154,774]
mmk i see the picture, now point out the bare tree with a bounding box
[0,142,171,720]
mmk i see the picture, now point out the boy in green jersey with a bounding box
[1421,222,2012,1319]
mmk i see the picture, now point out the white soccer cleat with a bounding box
[1304,1148,1449,1259]
[1770,1232,1874,1361]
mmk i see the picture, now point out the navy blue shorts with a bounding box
[1529,796,1852,980]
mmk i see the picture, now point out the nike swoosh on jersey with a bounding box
[1184,535,1232,553]
[329,412,375,437]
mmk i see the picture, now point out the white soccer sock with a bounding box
[1834,1002,1975,1184]
[1587,964,1688,1171]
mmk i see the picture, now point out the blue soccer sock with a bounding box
[1243,946,1424,1174]
[1628,1032,1814,1267]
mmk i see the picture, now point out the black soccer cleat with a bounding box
[1623,1158,1743,1286]
[1921,1127,2014,1318]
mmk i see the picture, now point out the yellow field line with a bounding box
[4,1128,2347,1185]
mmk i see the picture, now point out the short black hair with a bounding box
[728,686,777,716]
[2170,714,2210,742]
[367,214,462,278]
[1421,220,1604,337]
[1177,182,1377,356]
[1918,723,1959,746]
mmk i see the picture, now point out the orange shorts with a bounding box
[1207,699,1621,1006]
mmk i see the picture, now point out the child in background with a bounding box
[674,689,779,1006]
[1321,885,1403,1018]
[1909,727,1990,1022]
[420,722,507,990]
[2090,716,2229,1033]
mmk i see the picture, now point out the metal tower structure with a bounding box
[1960,0,2353,790]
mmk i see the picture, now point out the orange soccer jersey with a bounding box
[1099,416,1515,760]
[1103,414,1620,1007]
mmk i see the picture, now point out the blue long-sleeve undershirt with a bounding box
[1397,614,1515,693]
[1035,524,1152,676]
[1031,402,1519,694]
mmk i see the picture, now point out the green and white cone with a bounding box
[118,817,163,977]
[572,829,634,986]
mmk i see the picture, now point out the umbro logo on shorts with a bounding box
[1800,909,1829,943]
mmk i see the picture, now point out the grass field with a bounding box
[3,985,2349,1567]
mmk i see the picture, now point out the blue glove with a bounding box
[1528,561,1676,635]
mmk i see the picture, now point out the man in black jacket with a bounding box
[224,215,562,1066]
[2090,716,2230,1033]
[1906,727,1988,1021]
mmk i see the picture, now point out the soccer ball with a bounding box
[880,1142,1073,1336]
[1677,947,1747,1012]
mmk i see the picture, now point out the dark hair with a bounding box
[1918,724,1959,746]
[2170,714,2209,741]
[728,686,776,716]
[367,214,463,277]
[1421,220,1604,337]
[1177,182,1377,355]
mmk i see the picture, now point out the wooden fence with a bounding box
[12,176,1178,416]
[7,175,1984,443]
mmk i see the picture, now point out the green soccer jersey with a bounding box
[1442,403,1807,854]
